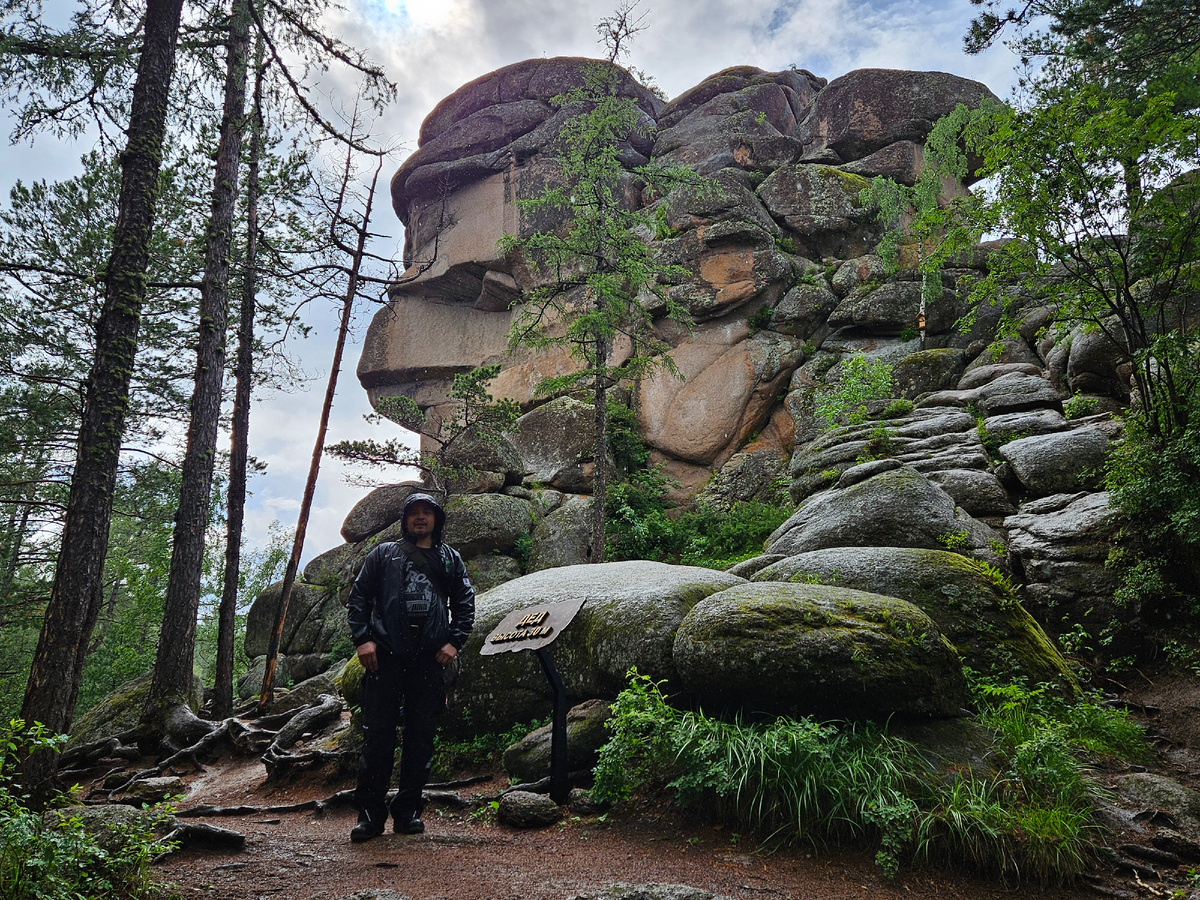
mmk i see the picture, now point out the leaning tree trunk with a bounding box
[258,151,383,711]
[213,37,265,721]
[143,0,250,744]
[19,0,186,805]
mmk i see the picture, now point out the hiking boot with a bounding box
[350,818,384,843]
[393,815,424,835]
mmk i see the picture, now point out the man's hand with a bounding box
[357,640,378,673]
[435,643,458,665]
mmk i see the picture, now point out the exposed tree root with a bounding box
[153,821,247,861]
[260,694,346,780]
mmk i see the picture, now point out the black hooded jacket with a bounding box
[347,493,475,658]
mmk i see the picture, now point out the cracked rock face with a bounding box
[360,57,1000,490]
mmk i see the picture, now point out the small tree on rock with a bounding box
[499,2,692,562]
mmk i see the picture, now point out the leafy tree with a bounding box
[965,0,1200,102]
[499,2,692,562]
[878,0,1200,623]
[860,102,994,347]
[4,0,390,792]
[327,364,521,494]
[814,354,896,427]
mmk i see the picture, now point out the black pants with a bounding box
[353,647,445,826]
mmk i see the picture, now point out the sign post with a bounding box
[480,597,586,804]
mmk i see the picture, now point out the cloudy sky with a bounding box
[2,0,1020,565]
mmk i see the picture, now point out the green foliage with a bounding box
[856,424,896,463]
[938,529,971,553]
[497,15,695,560]
[431,716,550,779]
[595,672,1146,883]
[882,398,914,418]
[0,720,174,899]
[652,205,679,241]
[774,234,796,254]
[860,102,986,319]
[605,474,790,570]
[1062,392,1099,420]
[326,364,520,493]
[511,533,533,574]
[815,354,894,427]
[499,57,695,394]
[1104,416,1200,616]
[605,400,649,475]
[746,303,775,335]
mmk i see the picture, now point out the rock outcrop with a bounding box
[237,56,1140,726]
[360,58,1000,479]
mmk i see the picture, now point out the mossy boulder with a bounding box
[447,561,744,736]
[244,582,340,659]
[892,347,968,397]
[67,671,203,751]
[757,163,879,259]
[752,547,1076,688]
[673,582,968,720]
[502,698,612,782]
[443,493,537,557]
[340,482,423,542]
[770,465,1002,565]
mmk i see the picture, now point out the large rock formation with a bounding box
[360,58,999,480]
[236,56,1141,725]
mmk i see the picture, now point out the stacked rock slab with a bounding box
[359,57,998,491]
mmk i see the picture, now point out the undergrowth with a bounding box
[432,715,551,778]
[0,720,175,900]
[604,399,792,569]
[593,672,1145,884]
[606,474,790,569]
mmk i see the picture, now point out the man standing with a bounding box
[347,492,475,841]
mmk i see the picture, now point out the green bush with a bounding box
[815,354,894,427]
[431,716,551,778]
[0,720,174,900]
[1105,417,1200,621]
[605,477,790,570]
[593,672,1145,884]
[1062,392,1099,420]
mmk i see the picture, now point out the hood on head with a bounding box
[401,491,446,543]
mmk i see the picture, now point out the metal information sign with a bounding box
[480,597,586,655]
[480,597,586,803]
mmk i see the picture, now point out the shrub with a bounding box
[1063,392,1099,420]
[432,715,550,778]
[0,720,174,900]
[1104,416,1200,622]
[815,354,894,427]
[605,480,791,571]
[593,672,1145,884]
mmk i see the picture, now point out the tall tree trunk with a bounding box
[590,332,608,564]
[143,0,250,738]
[213,37,265,721]
[19,0,186,804]
[0,502,30,603]
[258,151,383,711]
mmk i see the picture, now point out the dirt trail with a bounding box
[155,757,1089,900]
